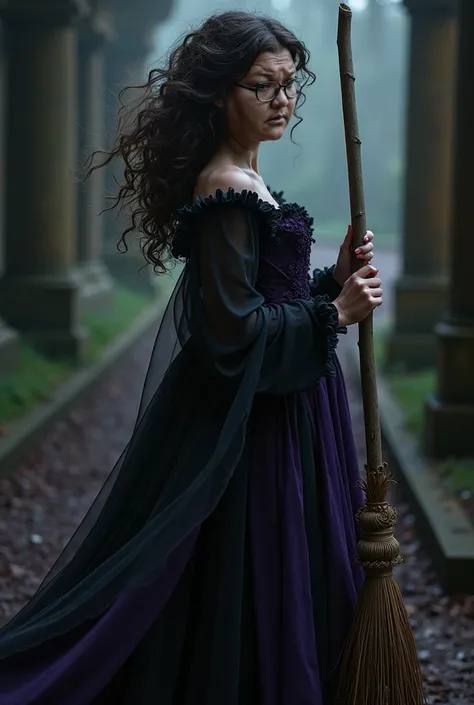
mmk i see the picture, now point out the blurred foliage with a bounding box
[0,286,151,426]
[85,286,151,361]
[154,0,408,245]
[375,326,474,497]
[438,458,474,498]
[386,368,434,436]
[0,347,73,427]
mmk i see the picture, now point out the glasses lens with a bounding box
[256,81,300,102]
[285,80,299,98]
[256,82,279,102]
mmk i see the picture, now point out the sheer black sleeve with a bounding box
[0,192,347,659]
[184,201,345,395]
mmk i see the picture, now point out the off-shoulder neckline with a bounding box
[172,188,313,259]
[176,187,309,219]
[193,188,281,211]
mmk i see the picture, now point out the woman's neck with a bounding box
[221,135,260,174]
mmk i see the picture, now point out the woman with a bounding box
[0,11,382,705]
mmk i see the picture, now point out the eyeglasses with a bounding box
[235,79,301,103]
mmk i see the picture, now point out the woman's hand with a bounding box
[333,224,375,286]
[333,264,383,327]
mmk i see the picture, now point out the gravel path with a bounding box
[0,248,472,702]
[0,333,155,623]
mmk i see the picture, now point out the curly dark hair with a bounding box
[89,11,315,273]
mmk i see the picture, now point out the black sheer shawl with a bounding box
[0,189,345,657]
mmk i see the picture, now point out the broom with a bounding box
[335,4,426,704]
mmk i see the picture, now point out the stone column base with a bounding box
[0,274,88,360]
[0,320,19,374]
[76,261,115,312]
[386,274,448,370]
[424,321,474,458]
[425,396,474,458]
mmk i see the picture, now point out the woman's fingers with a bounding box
[354,274,381,289]
[354,230,374,256]
[358,251,374,262]
[365,277,382,288]
[357,264,378,279]
[356,243,374,260]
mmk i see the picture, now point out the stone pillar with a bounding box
[425,0,474,458]
[0,20,18,373]
[102,34,158,296]
[386,0,457,370]
[0,1,89,359]
[76,10,114,310]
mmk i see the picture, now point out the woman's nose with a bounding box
[272,86,289,107]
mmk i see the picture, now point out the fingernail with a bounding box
[355,248,361,254]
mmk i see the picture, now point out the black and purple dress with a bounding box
[0,189,364,705]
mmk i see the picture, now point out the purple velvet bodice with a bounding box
[256,204,314,304]
[172,190,318,306]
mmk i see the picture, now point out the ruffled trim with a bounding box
[172,188,283,259]
[311,264,342,302]
[172,188,317,259]
[268,188,286,205]
[282,202,314,228]
[313,294,347,376]
[269,187,314,228]
[268,187,315,240]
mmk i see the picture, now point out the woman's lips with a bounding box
[267,115,286,125]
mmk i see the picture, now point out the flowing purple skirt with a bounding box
[0,360,364,705]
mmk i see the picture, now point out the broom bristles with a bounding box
[336,573,426,705]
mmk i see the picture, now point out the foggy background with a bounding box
[153,0,407,248]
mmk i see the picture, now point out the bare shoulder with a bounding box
[194,165,254,201]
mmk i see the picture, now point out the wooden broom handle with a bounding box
[337,3,383,471]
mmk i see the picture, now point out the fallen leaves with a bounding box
[0,337,152,624]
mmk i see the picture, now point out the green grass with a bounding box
[0,286,152,428]
[0,346,74,428]
[438,458,474,498]
[83,286,150,362]
[374,327,474,502]
[387,370,435,436]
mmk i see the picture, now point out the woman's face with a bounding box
[224,47,297,146]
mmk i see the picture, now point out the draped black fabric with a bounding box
[0,189,345,659]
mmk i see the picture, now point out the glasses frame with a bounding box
[234,79,301,104]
